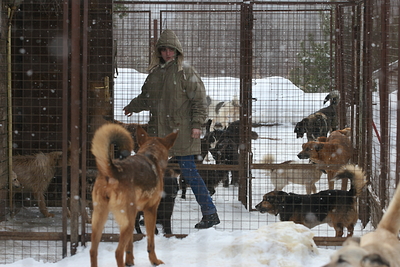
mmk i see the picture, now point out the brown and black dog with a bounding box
[297,128,353,190]
[90,123,178,267]
[323,182,400,267]
[12,150,67,218]
[294,90,340,142]
[255,164,366,237]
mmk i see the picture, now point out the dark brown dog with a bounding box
[12,151,67,217]
[90,123,178,267]
[297,128,353,190]
[323,181,400,267]
[255,165,366,237]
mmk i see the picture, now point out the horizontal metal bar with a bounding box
[168,163,350,171]
[114,1,355,6]
[86,233,346,247]
[0,232,64,241]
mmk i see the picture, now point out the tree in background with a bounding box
[290,12,334,93]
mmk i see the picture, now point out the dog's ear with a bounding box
[275,191,288,202]
[160,130,179,150]
[301,119,309,131]
[205,119,212,133]
[294,121,305,137]
[136,125,149,146]
[313,143,325,151]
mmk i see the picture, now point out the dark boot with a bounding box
[195,213,220,229]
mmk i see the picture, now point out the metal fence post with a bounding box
[239,1,253,208]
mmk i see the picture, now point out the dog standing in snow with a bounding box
[12,150,68,218]
[262,155,323,194]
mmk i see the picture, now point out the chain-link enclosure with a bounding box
[0,0,399,264]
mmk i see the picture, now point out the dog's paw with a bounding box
[151,259,164,266]
[125,260,134,266]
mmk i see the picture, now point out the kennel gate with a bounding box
[0,0,398,263]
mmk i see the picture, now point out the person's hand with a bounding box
[191,128,201,139]
[123,108,132,117]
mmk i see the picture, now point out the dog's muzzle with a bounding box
[255,203,264,213]
[297,152,309,159]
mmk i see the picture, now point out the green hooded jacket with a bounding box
[124,29,208,156]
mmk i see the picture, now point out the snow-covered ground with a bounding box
[0,68,382,266]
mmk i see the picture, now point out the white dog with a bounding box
[262,155,323,194]
[207,95,240,130]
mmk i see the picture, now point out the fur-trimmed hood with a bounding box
[148,29,184,72]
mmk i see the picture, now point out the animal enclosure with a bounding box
[0,0,399,264]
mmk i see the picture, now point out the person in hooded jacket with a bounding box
[123,29,220,229]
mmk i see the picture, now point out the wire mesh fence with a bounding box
[0,0,398,264]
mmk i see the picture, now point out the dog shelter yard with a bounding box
[0,0,399,266]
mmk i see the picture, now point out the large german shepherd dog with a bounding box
[255,164,366,237]
[323,182,400,267]
[90,123,178,267]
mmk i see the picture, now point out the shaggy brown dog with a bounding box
[0,170,20,189]
[90,123,178,267]
[323,182,400,267]
[255,165,366,237]
[297,128,353,190]
[12,151,66,217]
[10,171,20,188]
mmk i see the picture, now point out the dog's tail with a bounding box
[323,90,340,106]
[261,154,275,164]
[377,183,400,235]
[91,123,134,177]
[334,164,366,196]
[261,154,275,174]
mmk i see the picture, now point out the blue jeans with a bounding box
[175,155,217,216]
